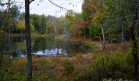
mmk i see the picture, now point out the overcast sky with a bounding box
[10,0,83,17]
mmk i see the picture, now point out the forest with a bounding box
[0,0,139,81]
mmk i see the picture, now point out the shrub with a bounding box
[89,43,98,49]
[0,67,27,81]
[64,60,74,75]
[75,52,133,81]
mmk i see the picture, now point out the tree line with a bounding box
[0,0,139,80]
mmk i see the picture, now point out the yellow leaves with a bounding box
[82,0,107,25]
[91,3,97,11]
[16,20,25,30]
[92,12,105,24]
[16,20,34,32]
[65,15,75,25]
[30,24,34,32]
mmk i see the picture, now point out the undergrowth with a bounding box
[0,47,137,81]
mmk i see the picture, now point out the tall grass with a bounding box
[0,44,137,81]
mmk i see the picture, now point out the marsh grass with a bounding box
[0,43,136,81]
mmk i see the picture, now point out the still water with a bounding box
[5,37,91,58]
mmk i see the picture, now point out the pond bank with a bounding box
[0,45,133,81]
[10,34,101,45]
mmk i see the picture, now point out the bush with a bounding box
[75,53,134,81]
[89,43,98,50]
[64,60,74,75]
[0,67,27,81]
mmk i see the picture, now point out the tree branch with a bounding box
[0,14,5,25]
[0,11,7,28]
[0,3,12,6]
[29,0,35,4]
[48,0,68,10]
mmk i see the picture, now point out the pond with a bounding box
[4,36,92,58]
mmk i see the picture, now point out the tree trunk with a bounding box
[121,25,124,47]
[131,0,139,79]
[8,0,11,61]
[0,26,5,67]
[101,25,106,50]
[25,0,32,81]
[130,24,138,81]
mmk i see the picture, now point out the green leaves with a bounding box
[31,14,47,34]
[10,5,20,18]
[81,0,137,40]
[82,10,89,21]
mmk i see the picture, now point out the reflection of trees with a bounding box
[32,38,43,53]
[32,37,88,56]
[32,38,71,54]
[63,40,72,55]
[11,37,26,57]
[3,37,89,57]
[13,47,23,57]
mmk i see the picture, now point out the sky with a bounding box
[0,0,83,17]
[30,0,83,17]
[7,0,83,17]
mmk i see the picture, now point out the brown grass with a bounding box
[9,42,130,80]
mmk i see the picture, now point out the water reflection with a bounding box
[32,37,72,56]
[33,48,67,56]
[6,37,91,58]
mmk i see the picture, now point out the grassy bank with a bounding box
[10,33,55,38]
[0,45,137,81]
